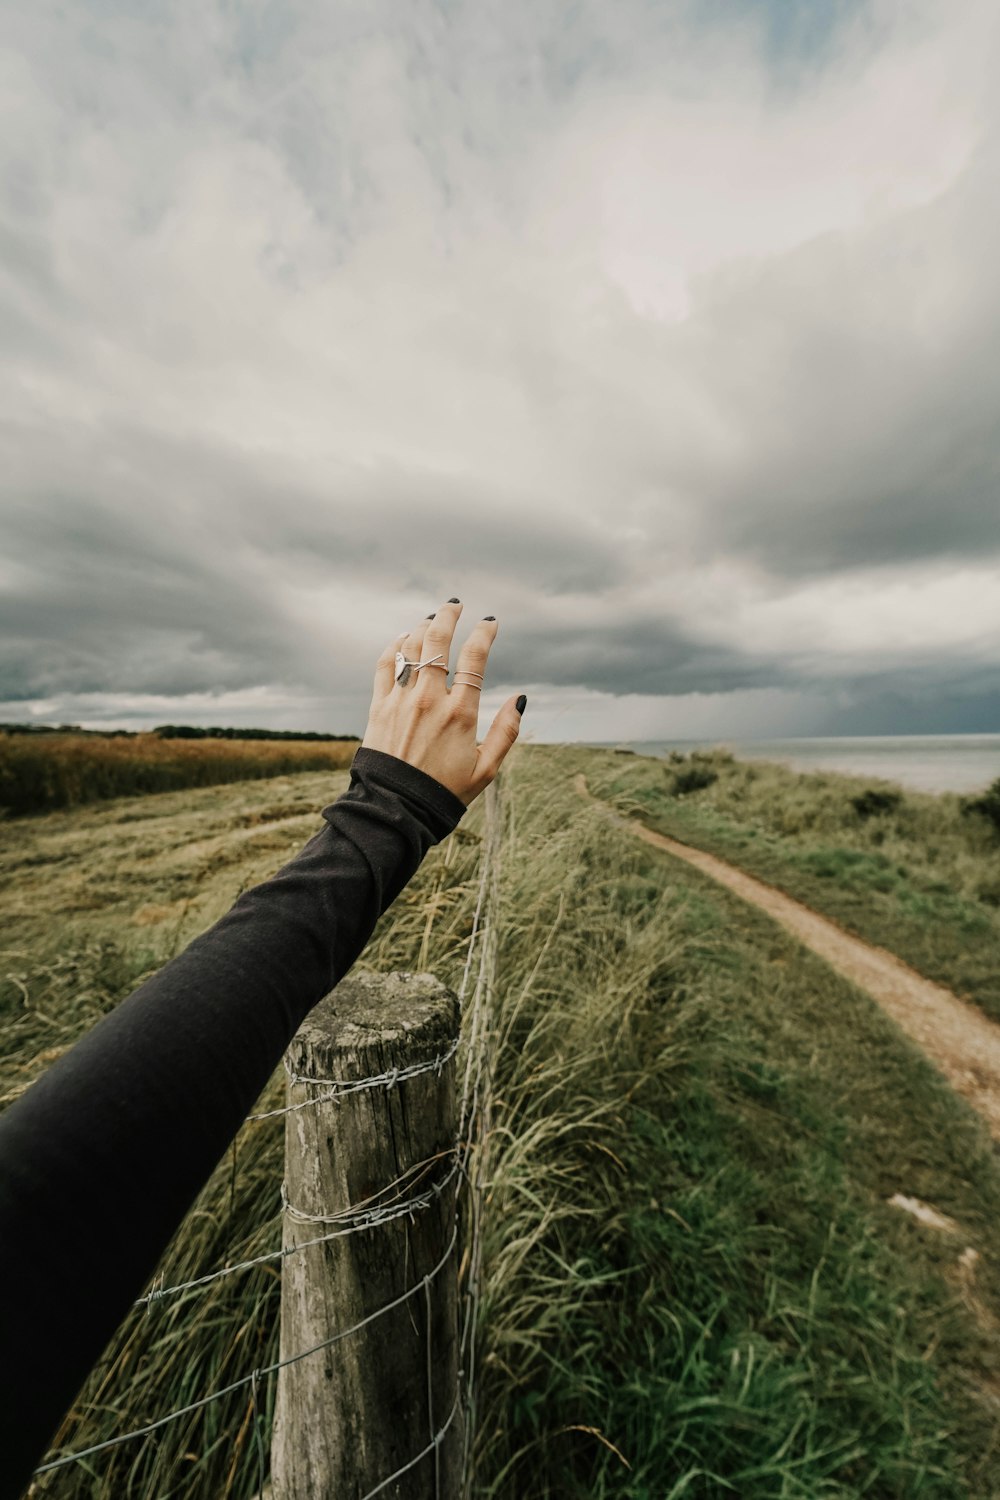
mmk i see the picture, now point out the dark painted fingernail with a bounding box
[482,615,495,621]
[447,597,460,604]
[516,694,527,715]
[425,613,436,619]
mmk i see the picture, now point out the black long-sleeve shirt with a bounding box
[0,747,467,1499]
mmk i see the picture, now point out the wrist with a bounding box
[348,747,468,832]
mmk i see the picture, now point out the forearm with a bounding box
[0,748,465,1497]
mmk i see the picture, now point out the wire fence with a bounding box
[30,773,505,1498]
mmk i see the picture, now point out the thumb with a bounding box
[476,693,526,783]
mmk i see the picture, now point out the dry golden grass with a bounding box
[0,733,360,816]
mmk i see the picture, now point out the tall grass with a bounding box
[470,747,1000,1497]
[0,733,359,816]
[5,747,1000,1496]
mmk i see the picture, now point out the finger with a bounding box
[450,616,497,702]
[413,598,463,695]
[475,693,524,784]
[374,631,410,699]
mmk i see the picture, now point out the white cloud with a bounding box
[692,562,1000,669]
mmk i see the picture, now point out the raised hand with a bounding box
[361,599,526,807]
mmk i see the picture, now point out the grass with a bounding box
[0,732,360,815]
[4,745,1000,1496]
[582,745,1000,1024]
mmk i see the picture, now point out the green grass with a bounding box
[5,746,1000,1497]
[582,745,1000,1024]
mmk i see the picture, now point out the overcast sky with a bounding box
[3,0,999,742]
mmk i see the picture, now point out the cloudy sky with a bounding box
[3,0,999,742]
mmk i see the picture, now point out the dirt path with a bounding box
[575,774,1000,1139]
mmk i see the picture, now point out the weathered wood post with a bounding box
[271,971,461,1500]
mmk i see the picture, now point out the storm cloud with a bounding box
[2,0,999,739]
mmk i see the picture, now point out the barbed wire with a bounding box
[136,1152,461,1308]
[281,1153,462,1228]
[246,1035,461,1122]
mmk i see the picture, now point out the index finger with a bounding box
[373,630,410,699]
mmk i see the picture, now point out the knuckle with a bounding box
[448,697,475,725]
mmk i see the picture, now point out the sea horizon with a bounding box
[574,732,1000,795]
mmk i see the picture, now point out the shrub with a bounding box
[962,778,1000,836]
[672,766,718,796]
[850,788,902,820]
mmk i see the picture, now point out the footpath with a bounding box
[576,774,1000,1140]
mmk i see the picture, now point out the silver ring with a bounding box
[394,651,447,684]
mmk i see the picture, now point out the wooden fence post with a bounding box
[270,970,461,1500]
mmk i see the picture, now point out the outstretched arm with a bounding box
[0,599,525,1498]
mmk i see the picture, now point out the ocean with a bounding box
[582,735,1000,795]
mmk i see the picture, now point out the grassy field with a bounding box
[0,732,360,815]
[4,745,1000,1496]
[583,745,1000,1025]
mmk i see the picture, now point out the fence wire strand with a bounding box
[136,1157,460,1309]
[33,1222,461,1476]
[458,776,503,1492]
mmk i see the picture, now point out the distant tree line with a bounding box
[0,723,131,737]
[0,722,359,742]
[150,726,360,741]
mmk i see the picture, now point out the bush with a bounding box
[962,778,1000,835]
[672,766,718,796]
[850,788,902,820]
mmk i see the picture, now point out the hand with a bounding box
[361,599,526,807]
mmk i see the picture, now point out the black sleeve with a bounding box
[0,747,467,1499]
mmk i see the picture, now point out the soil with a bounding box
[576,774,1000,1140]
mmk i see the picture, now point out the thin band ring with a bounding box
[394,652,448,685]
[452,676,483,692]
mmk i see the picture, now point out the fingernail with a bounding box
[516,694,527,715]
[447,597,460,604]
[482,615,496,621]
[425,613,436,620]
